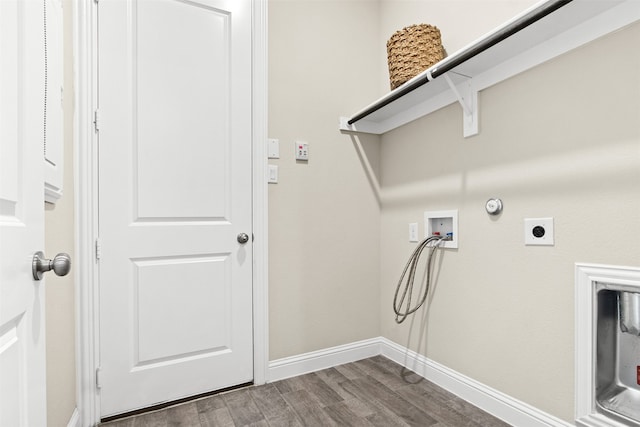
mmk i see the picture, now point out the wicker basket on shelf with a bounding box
[387,24,444,90]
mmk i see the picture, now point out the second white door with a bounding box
[97,0,253,417]
[0,1,47,424]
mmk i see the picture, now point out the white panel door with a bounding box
[0,0,47,425]
[98,0,253,417]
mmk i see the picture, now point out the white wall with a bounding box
[45,0,76,425]
[265,3,640,423]
[378,21,640,422]
[268,0,382,360]
[266,0,544,364]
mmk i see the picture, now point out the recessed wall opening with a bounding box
[576,264,640,427]
[595,287,640,425]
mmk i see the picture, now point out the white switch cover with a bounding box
[524,217,554,245]
[409,223,419,242]
[295,141,309,161]
[268,165,278,183]
[268,138,280,159]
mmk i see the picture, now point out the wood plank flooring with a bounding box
[100,356,512,427]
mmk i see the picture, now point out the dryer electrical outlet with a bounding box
[424,210,458,249]
[524,217,554,246]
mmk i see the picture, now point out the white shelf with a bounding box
[339,0,640,137]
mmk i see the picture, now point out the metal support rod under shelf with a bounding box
[346,0,573,126]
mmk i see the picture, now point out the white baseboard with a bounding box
[379,338,574,427]
[268,337,574,427]
[67,408,80,427]
[268,338,381,382]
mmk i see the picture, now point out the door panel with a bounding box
[0,320,23,425]
[135,0,231,220]
[98,0,253,417]
[0,0,46,424]
[133,255,231,364]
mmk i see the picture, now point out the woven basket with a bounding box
[387,24,444,90]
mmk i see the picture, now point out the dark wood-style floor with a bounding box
[100,356,512,427]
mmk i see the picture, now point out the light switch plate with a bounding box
[409,223,418,242]
[268,138,280,159]
[268,165,278,183]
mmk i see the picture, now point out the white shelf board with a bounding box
[340,0,640,136]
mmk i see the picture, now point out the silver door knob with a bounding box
[237,233,250,244]
[32,251,71,281]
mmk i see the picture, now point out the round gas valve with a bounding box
[485,198,503,215]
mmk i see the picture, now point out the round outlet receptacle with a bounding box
[532,225,545,238]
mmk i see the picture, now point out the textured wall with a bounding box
[266,0,544,362]
[378,22,640,422]
[268,0,382,360]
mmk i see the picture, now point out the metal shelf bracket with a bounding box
[443,72,478,138]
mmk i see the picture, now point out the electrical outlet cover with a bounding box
[267,138,280,159]
[295,141,309,161]
[524,217,554,245]
[409,223,418,242]
[268,165,278,183]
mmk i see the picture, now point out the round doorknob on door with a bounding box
[32,251,71,281]
[237,233,250,244]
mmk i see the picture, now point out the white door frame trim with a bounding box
[73,1,269,424]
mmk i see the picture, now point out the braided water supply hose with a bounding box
[393,235,447,324]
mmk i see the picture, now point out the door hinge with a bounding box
[96,367,102,389]
[95,237,102,261]
[93,109,100,132]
